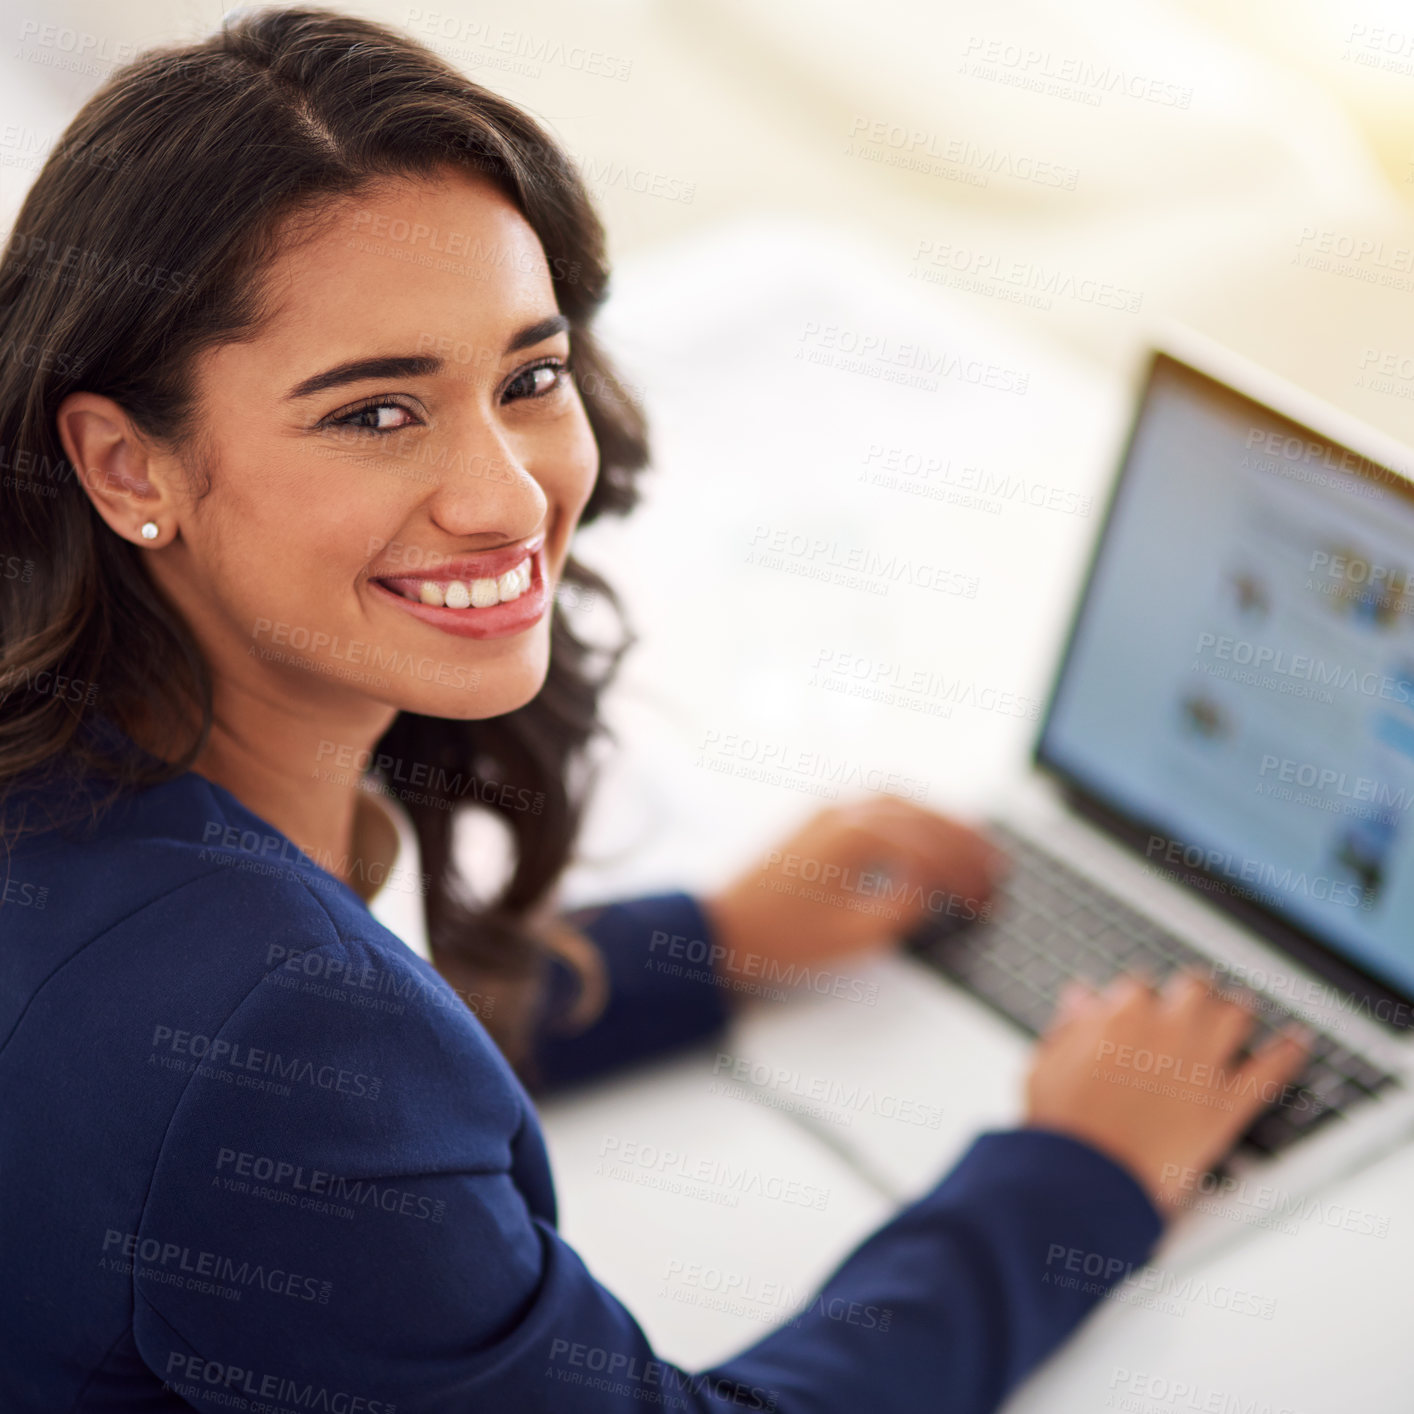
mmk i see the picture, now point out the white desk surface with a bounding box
[531,218,1414,1409]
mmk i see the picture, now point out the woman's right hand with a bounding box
[1024,969,1313,1219]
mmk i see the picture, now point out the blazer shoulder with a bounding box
[30,763,408,961]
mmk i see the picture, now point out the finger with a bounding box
[1103,970,1155,1008]
[1178,964,1267,1035]
[1201,966,1250,1006]
[855,800,1008,885]
[1158,969,1260,1062]
[1159,967,1209,1009]
[850,814,999,914]
[1202,981,1265,1040]
[1045,977,1098,1035]
[1232,1029,1314,1120]
[917,816,1008,896]
[1261,1021,1316,1066]
[926,815,1010,886]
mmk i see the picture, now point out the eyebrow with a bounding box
[284,313,570,400]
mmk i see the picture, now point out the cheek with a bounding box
[200,458,382,597]
[548,414,600,517]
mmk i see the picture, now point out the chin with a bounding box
[393,634,552,721]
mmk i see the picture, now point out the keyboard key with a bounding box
[905,823,1398,1162]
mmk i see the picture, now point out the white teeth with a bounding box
[407,558,532,610]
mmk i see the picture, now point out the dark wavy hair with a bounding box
[0,7,648,1071]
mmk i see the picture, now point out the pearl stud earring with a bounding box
[139,521,159,541]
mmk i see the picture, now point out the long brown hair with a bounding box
[0,7,648,1071]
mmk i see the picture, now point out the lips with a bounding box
[383,557,532,610]
[372,532,545,597]
[368,534,551,641]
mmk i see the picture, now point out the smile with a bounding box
[385,558,532,609]
[368,535,550,640]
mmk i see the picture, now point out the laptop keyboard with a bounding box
[904,822,1401,1161]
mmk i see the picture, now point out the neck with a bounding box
[128,680,398,890]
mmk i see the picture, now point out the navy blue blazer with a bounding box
[0,739,1162,1411]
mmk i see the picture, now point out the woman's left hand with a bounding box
[700,795,1005,984]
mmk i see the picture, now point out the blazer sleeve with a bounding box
[529,890,733,1092]
[131,931,1164,1414]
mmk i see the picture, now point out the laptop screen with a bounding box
[1038,351,1414,1008]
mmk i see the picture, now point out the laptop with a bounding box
[905,328,1414,1265]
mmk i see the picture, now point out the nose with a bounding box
[426,420,549,546]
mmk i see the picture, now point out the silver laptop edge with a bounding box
[993,326,1414,1268]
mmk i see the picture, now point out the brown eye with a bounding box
[327,399,420,435]
[504,359,567,403]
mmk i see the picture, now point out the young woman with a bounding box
[0,9,1309,1411]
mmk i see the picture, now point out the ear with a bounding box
[54,391,183,549]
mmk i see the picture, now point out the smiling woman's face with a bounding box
[143,167,599,725]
